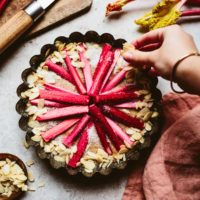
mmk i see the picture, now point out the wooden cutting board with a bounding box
[0,0,92,37]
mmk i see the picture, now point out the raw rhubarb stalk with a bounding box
[102,84,136,94]
[39,90,89,105]
[187,0,200,4]
[64,52,87,94]
[103,68,128,92]
[30,99,67,108]
[181,9,200,16]
[101,105,144,130]
[63,114,91,147]
[106,0,135,16]
[0,0,9,14]
[100,49,121,92]
[42,118,80,142]
[68,121,93,168]
[88,51,114,96]
[94,91,139,104]
[89,104,122,150]
[45,59,73,83]
[106,117,134,148]
[114,99,140,108]
[93,44,112,80]
[36,105,88,121]
[93,119,112,155]
[44,83,78,95]
[78,44,93,92]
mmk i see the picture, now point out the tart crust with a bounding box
[16,31,162,177]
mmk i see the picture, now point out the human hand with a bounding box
[123,25,198,80]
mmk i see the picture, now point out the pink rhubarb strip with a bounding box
[45,59,73,84]
[63,114,91,147]
[30,99,67,108]
[89,104,122,151]
[88,51,114,96]
[44,83,78,95]
[0,0,9,14]
[106,117,134,148]
[64,51,87,95]
[101,105,144,130]
[93,44,112,80]
[102,84,137,94]
[103,67,128,92]
[114,99,140,109]
[78,44,93,92]
[39,90,90,105]
[68,121,93,168]
[100,48,121,92]
[42,118,80,142]
[94,91,139,104]
[93,119,112,155]
[36,105,88,121]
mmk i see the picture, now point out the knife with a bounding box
[0,0,56,55]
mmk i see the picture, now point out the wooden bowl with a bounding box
[0,153,27,200]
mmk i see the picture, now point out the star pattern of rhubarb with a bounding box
[31,44,146,168]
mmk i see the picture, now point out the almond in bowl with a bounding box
[0,154,28,200]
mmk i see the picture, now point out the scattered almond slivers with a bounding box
[26,160,35,167]
[27,170,35,182]
[0,158,28,197]
[38,182,45,188]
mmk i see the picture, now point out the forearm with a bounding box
[176,56,200,94]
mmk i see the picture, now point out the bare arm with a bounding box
[123,25,200,94]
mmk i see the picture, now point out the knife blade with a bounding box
[38,0,56,9]
[0,0,56,55]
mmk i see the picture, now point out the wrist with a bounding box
[175,55,200,93]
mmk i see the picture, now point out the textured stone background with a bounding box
[0,0,199,199]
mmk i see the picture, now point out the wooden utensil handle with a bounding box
[0,10,33,55]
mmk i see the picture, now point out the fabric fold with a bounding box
[122,92,200,200]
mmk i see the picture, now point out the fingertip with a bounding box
[123,52,133,62]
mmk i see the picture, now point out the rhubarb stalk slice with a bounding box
[93,119,112,155]
[63,114,91,147]
[30,99,67,108]
[78,44,93,92]
[42,118,80,142]
[45,59,73,83]
[89,104,122,150]
[36,105,88,121]
[101,105,144,130]
[44,83,78,95]
[103,67,128,92]
[114,99,140,108]
[100,49,121,92]
[102,84,137,94]
[88,51,114,96]
[94,91,139,104]
[68,121,93,168]
[39,90,90,105]
[106,117,134,148]
[93,44,112,80]
[64,52,87,95]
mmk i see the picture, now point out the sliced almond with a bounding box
[27,170,35,182]
[38,182,45,188]
[26,160,35,167]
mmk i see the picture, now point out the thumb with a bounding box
[123,50,157,66]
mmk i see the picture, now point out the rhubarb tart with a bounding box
[16,31,161,177]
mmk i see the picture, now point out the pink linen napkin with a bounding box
[122,92,200,200]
